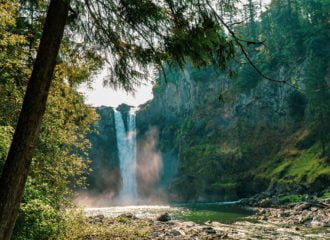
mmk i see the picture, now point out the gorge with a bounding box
[77,0,330,207]
[79,60,330,238]
[85,63,330,205]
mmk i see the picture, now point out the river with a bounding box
[84,202,253,224]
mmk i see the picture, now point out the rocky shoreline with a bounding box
[240,194,330,226]
[82,199,330,240]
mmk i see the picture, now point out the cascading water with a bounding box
[114,108,137,201]
[126,108,137,197]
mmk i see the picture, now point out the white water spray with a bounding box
[113,108,138,201]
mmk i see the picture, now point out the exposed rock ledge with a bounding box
[82,202,330,240]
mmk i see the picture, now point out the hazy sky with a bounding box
[79,0,272,107]
[78,79,153,108]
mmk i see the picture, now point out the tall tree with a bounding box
[304,52,330,156]
[246,0,258,40]
[0,0,70,238]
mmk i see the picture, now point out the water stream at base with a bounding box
[83,203,330,239]
[84,202,253,224]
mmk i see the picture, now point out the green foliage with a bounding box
[259,0,305,68]
[319,192,330,199]
[55,209,87,240]
[171,121,246,200]
[236,64,261,91]
[13,200,59,240]
[0,126,14,171]
[30,78,98,207]
[114,216,130,223]
[163,0,330,201]
[78,0,238,91]
[0,1,28,125]
[260,142,330,191]
[0,0,101,238]
[279,194,304,204]
[175,119,193,140]
[212,182,238,198]
[303,52,330,155]
[188,65,219,82]
[56,212,150,240]
[15,208,150,240]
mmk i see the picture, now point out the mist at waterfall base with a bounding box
[74,108,167,207]
[136,127,167,204]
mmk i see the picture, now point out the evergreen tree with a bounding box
[304,52,330,157]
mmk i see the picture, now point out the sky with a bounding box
[78,0,272,107]
[78,78,153,108]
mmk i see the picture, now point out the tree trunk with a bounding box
[320,111,326,157]
[0,0,69,239]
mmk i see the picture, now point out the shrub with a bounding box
[279,194,304,204]
[13,199,60,240]
[319,192,330,199]
[0,126,13,171]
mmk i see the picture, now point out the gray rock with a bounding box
[170,230,182,236]
[157,212,171,222]
[297,212,312,224]
[311,207,318,212]
[95,214,105,219]
[259,198,272,208]
[260,215,268,221]
[322,198,330,204]
[294,202,311,211]
[310,220,323,227]
[118,213,136,219]
[203,226,216,234]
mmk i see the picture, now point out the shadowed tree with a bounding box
[304,52,330,157]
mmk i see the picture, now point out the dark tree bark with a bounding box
[0,0,69,239]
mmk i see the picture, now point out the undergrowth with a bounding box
[56,210,151,240]
[258,140,330,190]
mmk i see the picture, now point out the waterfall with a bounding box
[126,108,137,198]
[113,108,137,201]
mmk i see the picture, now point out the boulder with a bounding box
[203,226,216,234]
[157,212,171,222]
[170,230,182,236]
[259,198,272,208]
[118,213,136,219]
[294,202,311,211]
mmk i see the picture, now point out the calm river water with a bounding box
[84,202,254,224]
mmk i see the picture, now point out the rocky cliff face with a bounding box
[136,65,329,202]
[84,66,329,203]
[86,106,121,196]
